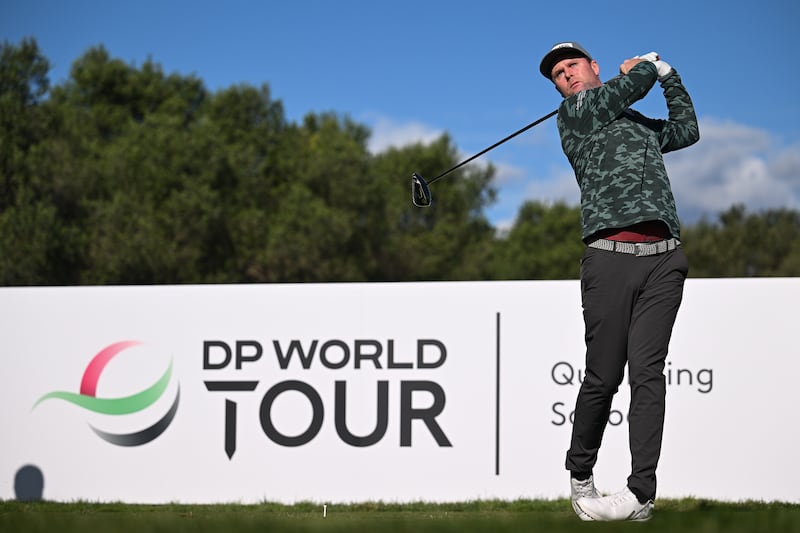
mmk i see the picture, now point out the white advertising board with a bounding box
[1,279,797,503]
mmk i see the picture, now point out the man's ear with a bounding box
[591,59,600,77]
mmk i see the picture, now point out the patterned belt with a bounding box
[587,238,680,257]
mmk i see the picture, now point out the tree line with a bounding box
[2,38,798,285]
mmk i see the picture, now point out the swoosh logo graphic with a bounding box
[33,341,180,446]
[89,386,181,446]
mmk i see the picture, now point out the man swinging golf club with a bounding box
[538,42,699,521]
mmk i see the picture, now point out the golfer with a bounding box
[538,42,699,521]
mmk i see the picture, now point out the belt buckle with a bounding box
[634,242,647,257]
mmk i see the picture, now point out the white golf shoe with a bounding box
[575,486,653,521]
[569,475,600,521]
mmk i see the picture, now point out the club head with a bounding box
[411,172,432,207]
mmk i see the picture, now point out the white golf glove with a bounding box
[635,51,673,80]
[636,52,659,62]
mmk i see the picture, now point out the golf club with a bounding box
[411,109,557,207]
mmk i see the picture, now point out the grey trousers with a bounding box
[565,246,689,501]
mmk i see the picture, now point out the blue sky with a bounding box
[3,0,799,229]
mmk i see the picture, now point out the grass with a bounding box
[2,499,800,532]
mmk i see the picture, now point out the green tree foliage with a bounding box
[44,46,219,283]
[0,39,498,284]
[681,205,800,277]
[1,38,798,285]
[233,112,375,282]
[371,137,496,281]
[0,36,50,198]
[492,201,584,280]
[0,37,67,284]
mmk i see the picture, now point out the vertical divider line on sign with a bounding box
[495,311,501,476]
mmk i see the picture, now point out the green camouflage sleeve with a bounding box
[654,70,700,153]
[557,61,658,155]
[611,68,700,154]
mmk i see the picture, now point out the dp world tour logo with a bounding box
[33,341,180,446]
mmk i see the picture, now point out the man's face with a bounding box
[551,56,601,97]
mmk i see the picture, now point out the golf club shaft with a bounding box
[427,109,558,185]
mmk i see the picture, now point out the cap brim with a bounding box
[539,49,590,79]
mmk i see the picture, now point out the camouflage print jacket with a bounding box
[557,61,699,241]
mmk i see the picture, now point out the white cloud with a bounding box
[366,115,443,154]
[508,117,800,224]
[666,118,800,221]
[522,165,579,205]
[491,160,526,186]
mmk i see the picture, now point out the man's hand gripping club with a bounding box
[620,52,673,80]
